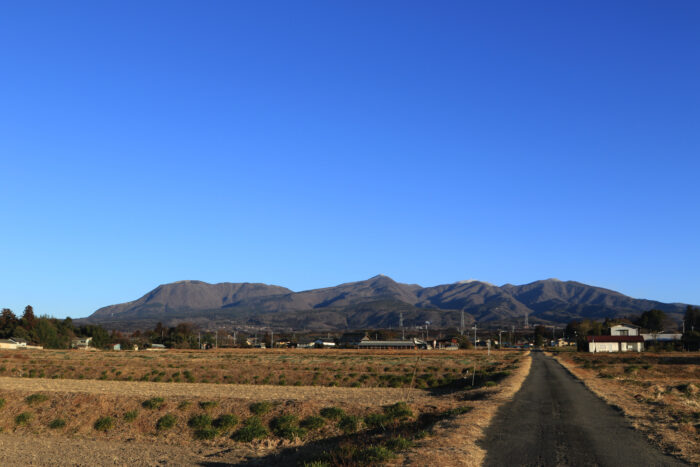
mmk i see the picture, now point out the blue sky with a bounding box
[1,1,698,319]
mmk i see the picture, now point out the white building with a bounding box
[609,324,640,336]
[586,335,644,352]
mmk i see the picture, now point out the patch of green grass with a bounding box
[364,413,390,430]
[193,427,218,440]
[142,397,165,410]
[319,406,345,420]
[249,401,272,415]
[354,445,396,463]
[94,416,114,432]
[15,412,32,426]
[25,393,49,405]
[177,401,191,410]
[188,413,213,429]
[124,410,138,422]
[300,415,325,430]
[270,414,306,440]
[0,398,5,410]
[337,415,360,434]
[232,416,268,442]
[385,436,413,452]
[213,414,239,431]
[198,401,218,410]
[383,402,412,420]
[156,414,177,431]
[48,418,66,429]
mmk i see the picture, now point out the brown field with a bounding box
[554,351,700,465]
[0,348,529,466]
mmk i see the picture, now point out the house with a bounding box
[435,338,459,350]
[71,337,93,349]
[357,338,425,350]
[112,343,121,351]
[147,343,166,351]
[0,339,18,350]
[556,338,575,347]
[338,332,370,348]
[609,323,640,336]
[641,332,683,343]
[313,338,336,348]
[10,338,27,348]
[586,335,644,353]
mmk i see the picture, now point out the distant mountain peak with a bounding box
[82,276,691,331]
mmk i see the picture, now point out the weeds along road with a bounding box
[0,376,425,405]
[482,352,686,467]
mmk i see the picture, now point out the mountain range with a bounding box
[79,275,691,331]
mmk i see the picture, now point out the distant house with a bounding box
[586,335,644,353]
[10,338,27,348]
[609,324,640,337]
[147,343,166,351]
[112,343,121,351]
[357,338,425,350]
[435,338,459,350]
[641,332,683,343]
[71,337,93,349]
[338,332,370,348]
[313,338,336,348]
[0,339,18,350]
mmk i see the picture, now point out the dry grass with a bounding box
[554,351,700,465]
[0,348,475,388]
[0,348,528,465]
[398,351,532,466]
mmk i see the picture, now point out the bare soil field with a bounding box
[554,351,700,465]
[0,348,528,466]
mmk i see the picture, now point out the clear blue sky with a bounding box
[1,1,698,319]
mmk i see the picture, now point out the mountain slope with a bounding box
[81,276,692,331]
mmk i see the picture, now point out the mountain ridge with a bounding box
[81,276,692,331]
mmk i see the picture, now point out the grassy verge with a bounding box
[554,352,699,465]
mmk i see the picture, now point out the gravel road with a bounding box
[482,352,686,466]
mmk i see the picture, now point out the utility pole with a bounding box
[215,330,218,349]
[498,329,503,349]
[400,312,405,340]
[524,313,529,329]
[270,329,274,349]
[472,324,477,348]
[460,309,465,336]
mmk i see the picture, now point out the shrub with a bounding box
[383,402,412,420]
[0,398,5,409]
[15,412,32,425]
[48,418,66,429]
[25,393,49,405]
[213,414,239,431]
[337,415,359,434]
[199,401,218,410]
[124,410,138,422]
[142,397,165,410]
[94,416,114,432]
[177,401,191,410]
[157,414,177,431]
[319,406,345,420]
[354,445,395,463]
[385,436,413,452]
[193,427,218,440]
[249,401,272,415]
[232,416,268,442]
[270,414,306,440]
[364,413,390,430]
[300,415,325,430]
[188,413,213,429]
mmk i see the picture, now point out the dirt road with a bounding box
[0,376,422,405]
[482,352,686,466]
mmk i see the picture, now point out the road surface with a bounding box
[482,352,686,466]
